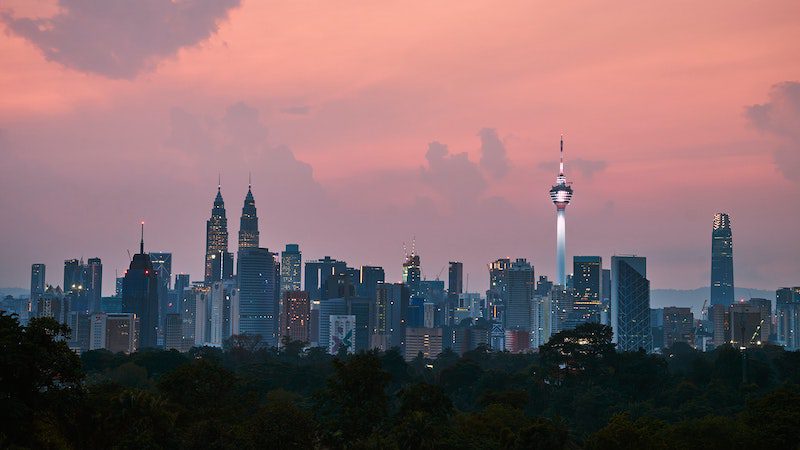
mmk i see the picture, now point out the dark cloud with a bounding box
[478,127,509,178]
[538,158,608,179]
[1,0,240,79]
[746,81,800,183]
[420,141,487,207]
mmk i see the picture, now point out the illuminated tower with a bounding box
[238,177,260,251]
[710,213,734,306]
[549,136,573,286]
[205,178,229,284]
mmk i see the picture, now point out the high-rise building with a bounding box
[30,263,46,303]
[404,327,443,361]
[776,287,800,350]
[280,290,310,344]
[121,224,160,349]
[402,246,421,294]
[304,256,347,301]
[237,247,278,346]
[209,278,238,346]
[748,298,772,341]
[85,258,103,313]
[730,303,765,347]
[487,258,511,321]
[205,182,231,284]
[710,213,734,306]
[505,258,534,332]
[571,256,602,325]
[611,255,652,352]
[358,266,385,301]
[64,259,82,292]
[663,307,694,349]
[549,136,574,287]
[149,252,172,331]
[164,313,183,351]
[280,244,302,294]
[238,182,260,251]
[375,282,410,349]
[448,261,463,295]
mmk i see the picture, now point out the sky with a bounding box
[1,0,799,296]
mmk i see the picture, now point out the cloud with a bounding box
[1,0,240,79]
[538,158,608,179]
[280,105,310,115]
[746,81,800,183]
[420,141,487,207]
[478,127,509,178]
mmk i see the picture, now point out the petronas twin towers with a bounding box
[204,179,261,283]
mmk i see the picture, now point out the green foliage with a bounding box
[4,316,800,449]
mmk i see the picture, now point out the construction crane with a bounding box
[750,319,765,345]
[435,266,445,281]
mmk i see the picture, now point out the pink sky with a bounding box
[1,0,799,295]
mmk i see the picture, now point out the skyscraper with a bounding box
[487,258,511,321]
[611,255,652,352]
[30,263,46,303]
[280,290,310,344]
[710,212,734,306]
[237,247,278,346]
[571,256,602,325]
[505,258,535,332]
[64,259,82,291]
[85,258,103,313]
[238,181,259,251]
[549,136,573,287]
[304,256,347,301]
[121,223,159,349]
[448,261,463,295]
[281,244,302,294]
[149,252,172,329]
[402,245,421,294]
[359,266,385,301]
[205,182,230,284]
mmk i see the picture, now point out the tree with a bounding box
[315,351,391,447]
[0,313,84,447]
[539,323,616,379]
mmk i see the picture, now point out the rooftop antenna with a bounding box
[559,133,564,176]
[248,171,252,189]
[411,236,417,256]
[218,173,221,191]
[139,221,145,254]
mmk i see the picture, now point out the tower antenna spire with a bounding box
[218,173,221,191]
[248,172,252,189]
[559,134,564,176]
[140,221,145,254]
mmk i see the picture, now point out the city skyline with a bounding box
[2,1,800,294]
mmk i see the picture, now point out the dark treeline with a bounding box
[2,312,800,449]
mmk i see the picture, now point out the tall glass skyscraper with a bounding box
[505,258,535,332]
[571,256,602,325]
[611,255,652,352]
[710,212,734,306]
[122,224,160,349]
[205,183,229,284]
[238,182,260,251]
[280,244,302,294]
[30,263,46,302]
[86,257,103,313]
[237,247,278,346]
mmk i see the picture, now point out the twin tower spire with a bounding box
[204,176,260,283]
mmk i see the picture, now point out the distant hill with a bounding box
[0,288,28,298]
[651,287,775,316]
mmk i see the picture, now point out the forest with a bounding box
[2,312,799,449]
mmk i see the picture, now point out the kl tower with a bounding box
[549,136,573,287]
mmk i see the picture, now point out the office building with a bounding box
[572,256,602,325]
[237,247,278,346]
[505,258,534,331]
[404,327,443,361]
[776,287,800,349]
[85,258,103,313]
[305,256,347,301]
[238,181,260,250]
[149,252,172,330]
[30,263,46,303]
[121,224,159,349]
[164,313,182,351]
[710,213,734,306]
[730,303,766,347]
[280,290,310,344]
[611,255,652,352]
[358,265,385,301]
[487,258,511,321]
[402,247,421,294]
[329,314,356,355]
[205,182,230,283]
[280,244,302,294]
[663,307,694,349]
